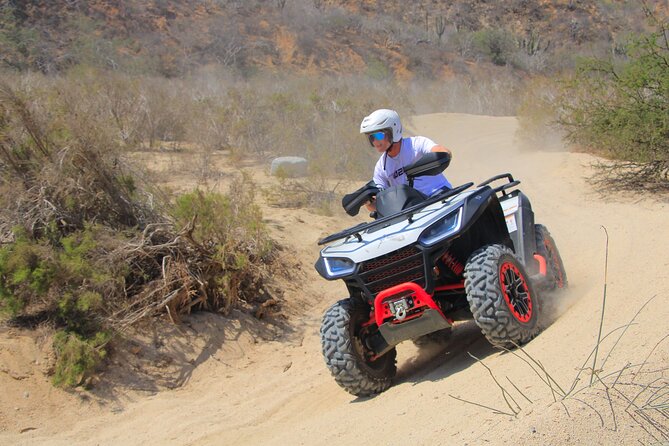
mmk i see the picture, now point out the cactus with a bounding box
[435,16,446,42]
[519,31,544,56]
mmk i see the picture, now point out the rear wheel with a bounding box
[464,244,540,348]
[535,224,568,290]
[320,299,397,396]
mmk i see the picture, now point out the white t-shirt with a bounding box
[372,136,452,196]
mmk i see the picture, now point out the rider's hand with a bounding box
[364,197,376,212]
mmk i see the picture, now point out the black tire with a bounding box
[320,299,397,397]
[464,244,540,348]
[535,224,568,290]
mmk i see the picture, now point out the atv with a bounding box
[316,152,567,396]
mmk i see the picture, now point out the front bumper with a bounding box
[367,282,452,354]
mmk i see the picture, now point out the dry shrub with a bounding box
[0,78,280,386]
[0,79,153,238]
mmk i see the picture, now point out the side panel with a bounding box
[457,188,513,253]
[462,189,510,245]
[500,191,539,274]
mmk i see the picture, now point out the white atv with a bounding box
[316,153,567,396]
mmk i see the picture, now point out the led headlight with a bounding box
[323,257,356,278]
[418,207,463,246]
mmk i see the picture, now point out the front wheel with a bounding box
[465,244,540,348]
[320,299,397,396]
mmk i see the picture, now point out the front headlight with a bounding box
[323,257,356,278]
[418,207,463,246]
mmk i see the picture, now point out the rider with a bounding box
[360,109,452,211]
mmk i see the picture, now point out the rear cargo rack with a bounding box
[477,173,520,196]
[318,182,474,246]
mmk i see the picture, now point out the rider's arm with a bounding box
[430,144,452,156]
[367,159,388,212]
[372,158,388,190]
[413,136,452,158]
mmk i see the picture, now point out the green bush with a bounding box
[170,176,276,310]
[52,330,110,388]
[0,226,114,387]
[0,4,39,70]
[171,174,274,262]
[0,230,54,316]
[366,57,392,81]
[472,28,516,66]
[0,226,111,320]
[556,16,669,189]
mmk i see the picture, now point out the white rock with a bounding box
[270,157,308,178]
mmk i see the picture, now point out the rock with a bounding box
[270,156,308,178]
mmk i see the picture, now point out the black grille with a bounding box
[359,246,426,296]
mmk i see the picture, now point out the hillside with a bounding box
[0,0,655,78]
[1,113,667,444]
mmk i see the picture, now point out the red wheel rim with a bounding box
[500,261,533,322]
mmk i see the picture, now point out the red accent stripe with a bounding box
[533,254,547,276]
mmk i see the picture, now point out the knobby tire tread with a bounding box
[320,299,396,397]
[464,244,540,348]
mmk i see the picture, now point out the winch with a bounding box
[388,296,414,320]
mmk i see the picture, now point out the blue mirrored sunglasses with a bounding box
[367,131,387,145]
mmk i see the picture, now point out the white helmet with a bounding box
[360,109,403,143]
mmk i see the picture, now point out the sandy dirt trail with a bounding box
[1,113,668,445]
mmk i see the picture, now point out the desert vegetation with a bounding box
[0,75,283,386]
[556,9,669,191]
[517,5,669,191]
